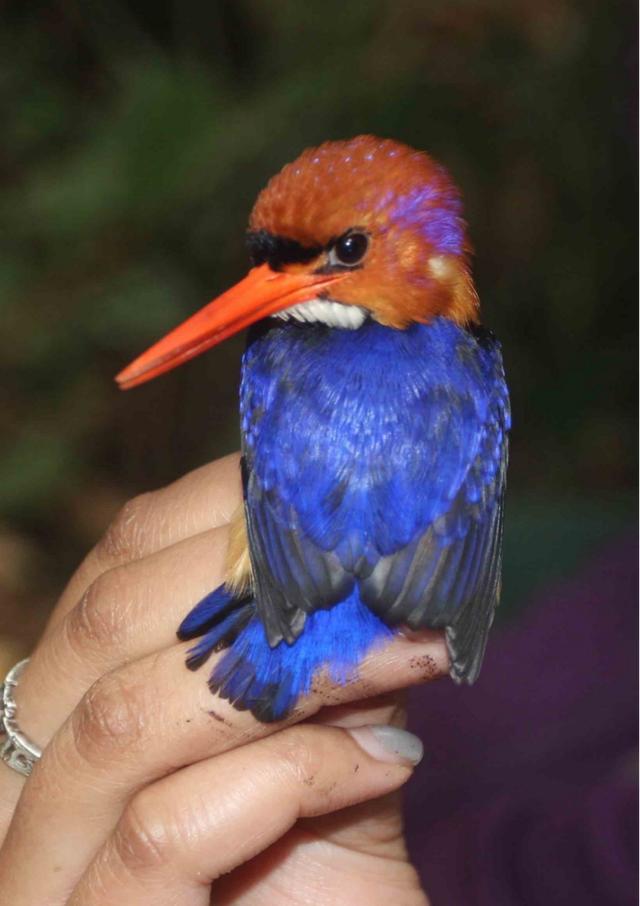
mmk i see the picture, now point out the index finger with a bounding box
[45,453,242,631]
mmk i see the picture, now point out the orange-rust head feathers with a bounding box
[116,136,479,389]
[248,135,478,328]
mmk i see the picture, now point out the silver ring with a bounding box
[0,659,42,777]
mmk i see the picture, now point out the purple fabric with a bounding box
[405,536,638,906]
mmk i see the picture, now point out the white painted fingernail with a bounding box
[348,724,424,766]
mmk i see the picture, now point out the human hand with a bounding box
[0,454,445,904]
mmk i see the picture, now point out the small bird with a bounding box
[117,136,510,722]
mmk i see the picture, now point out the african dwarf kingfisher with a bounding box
[116,136,511,723]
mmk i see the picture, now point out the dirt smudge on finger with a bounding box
[409,653,441,680]
[207,708,233,728]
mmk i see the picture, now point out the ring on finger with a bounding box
[0,659,42,777]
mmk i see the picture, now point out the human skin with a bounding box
[0,453,447,904]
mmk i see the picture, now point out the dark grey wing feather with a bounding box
[243,467,353,645]
[359,404,508,682]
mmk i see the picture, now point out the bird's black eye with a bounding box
[332,232,369,267]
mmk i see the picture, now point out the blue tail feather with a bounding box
[179,586,394,722]
[177,586,244,640]
[184,604,255,670]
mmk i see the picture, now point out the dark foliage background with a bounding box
[0,0,636,666]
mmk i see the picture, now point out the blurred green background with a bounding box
[0,0,636,665]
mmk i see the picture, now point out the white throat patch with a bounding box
[275,298,367,329]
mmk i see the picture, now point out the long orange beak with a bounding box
[115,264,347,390]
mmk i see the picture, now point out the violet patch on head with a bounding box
[390,184,464,256]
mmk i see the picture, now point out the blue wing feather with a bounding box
[241,317,509,680]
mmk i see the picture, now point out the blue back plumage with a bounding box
[242,317,507,559]
[180,315,509,721]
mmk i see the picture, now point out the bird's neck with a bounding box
[241,315,479,412]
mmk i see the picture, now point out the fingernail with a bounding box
[348,724,424,766]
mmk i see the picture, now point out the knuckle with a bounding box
[97,494,151,564]
[115,792,172,871]
[72,671,145,762]
[65,569,128,654]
